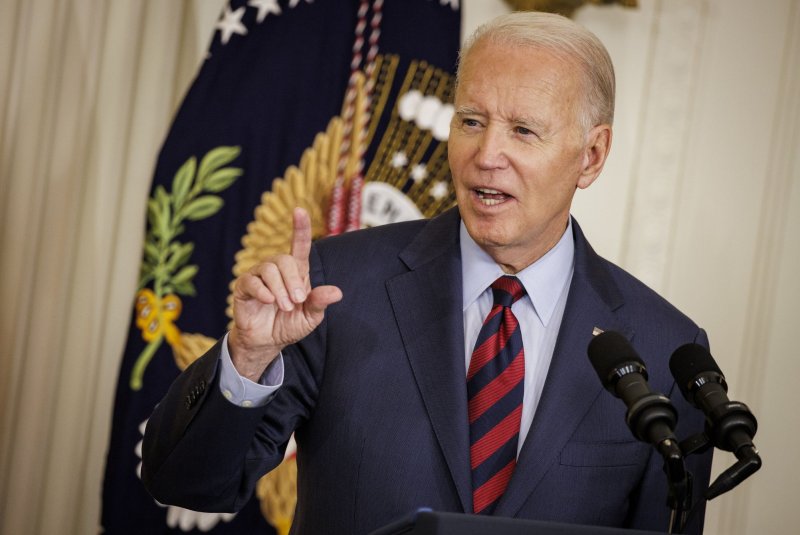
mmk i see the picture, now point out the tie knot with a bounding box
[490,276,526,308]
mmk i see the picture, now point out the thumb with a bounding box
[304,285,343,316]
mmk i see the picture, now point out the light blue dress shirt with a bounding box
[218,332,283,406]
[460,219,574,454]
[219,218,575,428]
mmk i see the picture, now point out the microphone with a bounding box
[669,343,761,499]
[588,331,691,530]
[587,331,679,448]
[669,343,758,458]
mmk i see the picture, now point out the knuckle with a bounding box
[275,254,297,271]
[236,273,256,293]
[261,262,281,278]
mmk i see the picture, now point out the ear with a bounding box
[577,124,612,190]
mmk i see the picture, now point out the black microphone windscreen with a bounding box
[669,343,723,395]
[587,331,643,385]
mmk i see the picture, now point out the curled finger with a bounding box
[254,260,295,312]
[234,271,276,305]
[274,254,309,304]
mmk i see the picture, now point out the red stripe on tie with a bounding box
[467,309,519,381]
[492,277,525,301]
[470,404,523,469]
[473,459,516,514]
[469,276,526,515]
[484,305,502,323]
[467,333,498,381]
[468,350,524,423]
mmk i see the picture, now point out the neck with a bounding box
[486,219,571,274]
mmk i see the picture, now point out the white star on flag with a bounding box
[440,0,460,10]
[248,0,281,23]
[216,6,248,45]
[430,181,449,200]
[410,163,428,183]
[289,0,314,7]
[391,151,409,168]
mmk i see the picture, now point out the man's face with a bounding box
[448,39,610,272]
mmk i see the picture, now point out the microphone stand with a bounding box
[679,429,762,501]
[624,392,690,533]
[657,438,691,534]
[706,445,761,499]
[653,404,763,534]
[676,427,762,532]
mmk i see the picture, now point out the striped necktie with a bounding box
[467,275,526,515]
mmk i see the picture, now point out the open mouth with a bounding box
[474,187,512,206]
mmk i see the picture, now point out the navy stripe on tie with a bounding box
[472,306,504,348]
[468,275,526,515]
[468,380,524,442]
[471,431,520,489]
[467,328,524,396]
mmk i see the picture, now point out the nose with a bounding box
[475,125,509,170]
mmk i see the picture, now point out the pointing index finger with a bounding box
[291,207,312,270]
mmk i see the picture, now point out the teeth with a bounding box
[475,187,508,206]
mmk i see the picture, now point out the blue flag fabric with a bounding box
[101,1,461,533]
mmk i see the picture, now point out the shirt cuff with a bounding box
[218,332,284,407]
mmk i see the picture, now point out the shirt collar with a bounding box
[460,217,575,326]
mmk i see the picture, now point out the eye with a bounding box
[514,125,535,136]
[462,118,482,128]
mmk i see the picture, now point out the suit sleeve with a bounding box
[141,243,329,512]
[625,328,715,534]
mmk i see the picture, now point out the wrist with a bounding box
[228,329,281,382]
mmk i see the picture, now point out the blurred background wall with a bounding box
[0,0,797,533]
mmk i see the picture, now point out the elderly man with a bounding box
[143,11,713,535]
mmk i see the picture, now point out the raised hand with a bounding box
[229,207,342,381]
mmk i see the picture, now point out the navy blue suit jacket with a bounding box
[142,208,713,534]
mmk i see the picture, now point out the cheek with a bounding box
[451,182,467,205]
[448,128,482,163]
[522,156,580,193]
[447,138,468,169]
[448,145,472,193]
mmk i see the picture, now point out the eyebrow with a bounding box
[456,107,547,131]
[456,106,541,121]
[513,116,548,132]
[454,106,485,117]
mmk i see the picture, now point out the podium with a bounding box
[369,509,664,535]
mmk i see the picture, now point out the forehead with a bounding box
[455,40,584,112]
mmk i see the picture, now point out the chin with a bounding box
[466,224,513,250]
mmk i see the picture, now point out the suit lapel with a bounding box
[385,213,635,515]
[495,218,634,517]
[385,209,473,513]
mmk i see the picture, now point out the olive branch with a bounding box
[130,145,242,390]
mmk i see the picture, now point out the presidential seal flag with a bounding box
[101,1,461,533]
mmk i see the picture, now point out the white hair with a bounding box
[457,11,616,129]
